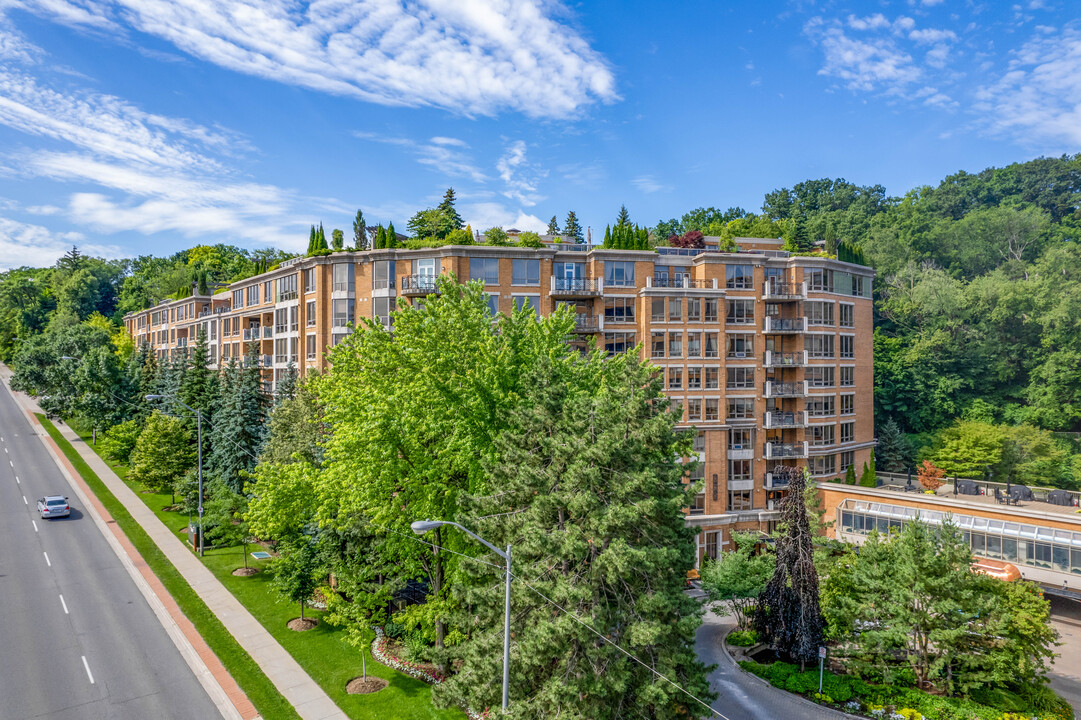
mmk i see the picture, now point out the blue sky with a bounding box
[0,0,1078,268]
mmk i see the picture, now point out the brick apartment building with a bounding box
[124,236,875,563]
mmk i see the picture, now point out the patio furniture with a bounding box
[955,479,979,496]
[1009,485,1034,502]
[1047,489,1075,507]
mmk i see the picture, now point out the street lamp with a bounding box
[147,394,205,556]
[411,519,512,713]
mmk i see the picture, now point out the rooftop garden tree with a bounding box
[353,209,368,250]
[563,210,583,243]
[546,215,559,235]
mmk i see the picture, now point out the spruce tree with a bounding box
[158,351,187,417]
[208,344,268,493]
[563,210,583,243]
[275,362,298,407]
[437,187,464,232]
[616,203,630,227]
[755,465,825,668]
[137,344,158,417]
[876,418,911,473]
[353,209,368,250]
[546,215,560,235]
[179,328,218,457]
[436,352,713,718]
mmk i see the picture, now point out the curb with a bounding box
[718,628,863,720]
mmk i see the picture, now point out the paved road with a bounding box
[1048,596,1081,714]
[0,383,222,720]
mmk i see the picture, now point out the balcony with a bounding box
[332,282,354,292]
[764,442,808,460]
[763,350,807,368]
[260,354,272,367]
[401,275,441,297]
[275,324,288,334]
[647,277,719,290]
[763,281,806,301]
[573,314,600,333]
[765,469,799,490]
[242,327,259,341]
[764,316,807,333]
[262,326,273,339]
[551,277,601,297]
[277,291,298,302]
[764,411,806,429]
[764,380,808,398]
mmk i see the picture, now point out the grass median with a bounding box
[64,421,464,720]
[38,414,302,720]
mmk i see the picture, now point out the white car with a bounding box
[37,495,70,519]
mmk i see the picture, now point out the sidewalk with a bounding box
[2,372,348,720]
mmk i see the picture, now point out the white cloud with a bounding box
[0,14,42,63]
[909,28,958,44]
[462,201,545,232]
[975,25,1081,149]
[846,14,891,31]
[21,0,618,118]
[354,131,487,182]
[805,18,921,93]
[496,139,545,207]
[631,175,669,194]
[0,215,123,270]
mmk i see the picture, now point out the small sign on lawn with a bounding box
[251,551,272,560]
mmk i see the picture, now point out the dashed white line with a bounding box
[32,520,38,532]
[59,594,69,614]
[8,459,12,467]
[43,552,51,567]
[81,656,94,684]
[14,476,18,484]
[22,495,27,505]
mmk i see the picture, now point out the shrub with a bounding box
[101,418,141,465]
[785,670,824,695]
[727,629,759,646]
[383,620,406,639]
[517,231,543,248]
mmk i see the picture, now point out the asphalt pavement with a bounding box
[0,382,223,720]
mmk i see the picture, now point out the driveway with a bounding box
[1049,596,1081,715]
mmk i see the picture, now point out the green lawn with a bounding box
[65,421,463,720]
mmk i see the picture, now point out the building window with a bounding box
[806,301,834,326]
[651,332,665,358]
[728,489,752,511]
[727,397,754,419]
[689,492,706,516]
[306,334,316,360]
[513,295,540,314]
[726,367,754,389]
[705,367,719,389]
[852,275,866,297]
[811,455,837,476]
[485,294,500,316]
[840,450,855,471]
[687,366,702,389]
[373,260,396,289]
[604,297,635,323]
[687,398,702,421]
[604,261,636,287]
[811,424,835,446]
[554,262,584,283]
[704,333,719,358]
[263,281,272,303]
[470,258,500,285]
[306,268,317,293]
[729,428,752,450]
[332,299,354,327]
[651,297,665,323]
[668,332,683,357]
[694,431,706,453]
[306,301,316,326]
[806,334,835,358]
[807,366,835,387]
[727,334,754,358]
[726,264,753,289]
[841,394,855,415]
[512,259,540,286]
[704,399,719,421]
[840,421,855,444]
[604,332,635,355]
[687,298,701,322]
[807,395,836,417]
[374,297,394,327]
[807,269,833,292]
[840,366,855,387]
[840,303,854,328]
[687,332,702,358]
[705,531,719,559]
[232,289,244,309]
[729,459,752,481]
[668,297,682,322]
[726,299,754,324]
[840,335,855,359]
[668,367,683,390]
[277,274,298,301]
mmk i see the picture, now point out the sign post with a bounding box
[818,646,827,693]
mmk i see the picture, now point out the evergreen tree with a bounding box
[208,344,268,493]
[435,351,713,718]
[790,216,813,252]
[158,351,187,417]
[386,222,398,248]
[637,226,649,249]
[603,224,612,247]
[307,225,316,254]
[197,270,209,296]
[755,466,825,667]
[331,229,344,251]
[353,209,368,250]
[374,225,386,250]
[858,450,878,487]
[616,203,631,227]
[564,210,583,243]
[275,362,298,407]
[844,463,857,485]
[179,328,218,457]
[437,187,464,232]
[876,418,911,472]
[546,215,560,235]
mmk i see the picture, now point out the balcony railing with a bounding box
[764,411,806,429]
[764,380,808,398]
[573,314,600,333]
[765,468,799,489]
[332,282,354,292]
[332,316,353,327]
[242,328,258,341]
[764,442,809,460]
[551,277,602,296]
[277,291,298,302]
[764,316,807,333]
[763,281,807,300]
[262,326,273,338]
[306,351,317,361]
[373,278,395,290]
[275,324,287,334]
[401,275,441,296]
[763,350,807,367]
[260,354,272,367]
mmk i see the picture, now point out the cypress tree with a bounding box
[307,225,316,254]
[386,222,398,248]
[375,225,386,249]
[603,224,612,247]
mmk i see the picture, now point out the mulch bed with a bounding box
[346,676,388,694]
[384,639,444,678]
[287,617,320,632]
[232,567,260,576]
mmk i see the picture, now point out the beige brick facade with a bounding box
[125,238,875,564]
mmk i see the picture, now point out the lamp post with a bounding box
[411,519,511,713]
[147,394,204,556]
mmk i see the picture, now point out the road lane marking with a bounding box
[43,552,51,567]
[22,495,27,505]
[59,595,69,614]
[9,459,12,466]
[81,656,94,684]
[32,520,38,532]
[14,476,18,484]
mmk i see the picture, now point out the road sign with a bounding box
[819,646,827,659]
